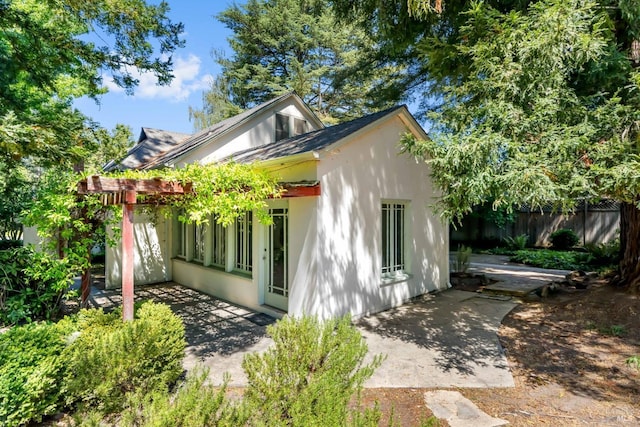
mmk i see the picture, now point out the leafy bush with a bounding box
[0,321,73,427]
[242,315,384,427]
[549,228,579,250]
[585,239,620,266]
[511,249,593,270]
[64,302,186,413]
[0,246,75,325]
[503,234,528,251]
[119,367,246,427]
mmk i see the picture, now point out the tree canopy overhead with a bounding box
[335,0,640,290]
[189,0,404,128]
[0,0,184,166]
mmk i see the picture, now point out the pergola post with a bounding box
[122,190,137,321]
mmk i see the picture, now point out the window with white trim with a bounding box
[381,202,406,276]
[235,211,253,273]
[275,113,289,141]
[211,216,226,268]
[192,223,206,263]
[275,113,308,141]
[176,211,187,259]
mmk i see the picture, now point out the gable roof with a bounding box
[140,92,324,170]
[224,105,409,164]
[104,127,190,171]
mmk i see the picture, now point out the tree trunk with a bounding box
[618,202,640,292]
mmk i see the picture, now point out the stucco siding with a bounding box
[286,197,319,316]
[307,116,449,319]
[172,260,258,308]
[106,211,171,288]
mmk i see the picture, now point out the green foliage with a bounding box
[549,229,580,250]
[119,367,247,427]
[242,315,384,426]
[600,324,627,337]
[0,0,183,166]
[0,160,33,240]
[85,123,136,171]
[0,320,73,427]
[453,244,472,273]
[63,302,186,413]
[626,355,640,370]
[122,162,282,227]
[503,234,529,251]
[510,249,593,271]
[0,247,75,325]
[585,239,620,266]
[192,0,402,126]
[24,167,117,276]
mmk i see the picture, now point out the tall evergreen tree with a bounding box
[335,0,640,291]
[190,0,404,127]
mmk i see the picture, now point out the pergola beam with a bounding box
[76,176,321,321]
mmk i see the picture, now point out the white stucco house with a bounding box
[104,93,449,319]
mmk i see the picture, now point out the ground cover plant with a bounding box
[509,249,594,271]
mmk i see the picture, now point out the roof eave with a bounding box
[251,151,320,168]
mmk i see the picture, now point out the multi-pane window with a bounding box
[192,223,205,263]
[235,211,253,272]
[275,113,289,141]
[275,113,308,141]
[381,202,406,275]
[211,217,226,268]
[176,213,187,259]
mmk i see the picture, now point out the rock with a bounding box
[566,270,590,289]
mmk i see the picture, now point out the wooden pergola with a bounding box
[76,176,320,321]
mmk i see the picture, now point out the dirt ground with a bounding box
[363,278,640,426]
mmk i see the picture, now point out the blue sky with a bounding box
[74,1,237,137]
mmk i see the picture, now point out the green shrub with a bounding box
[510,249,593,270]
[0,321,73,427]
[118,367,246,427]
[242,315,384,427]
[549,228,579,250]
[64,302,186,413]
[585,239,620,266]
[503,234,528,251]
[0,246,75,325]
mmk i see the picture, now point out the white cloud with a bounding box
[103,54,213,102]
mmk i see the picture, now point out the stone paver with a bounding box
[424,390,509,427]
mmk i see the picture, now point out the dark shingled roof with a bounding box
[104,127,190,171]
[225,105,407,164]
[141,92,303,169]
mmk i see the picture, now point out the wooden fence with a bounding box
[451,200,620,247]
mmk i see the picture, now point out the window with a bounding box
[276,113,308,141]
[381,202,406,276]
[294,117,307,135]
[211,217,226,268]
[176,212,187,259]
[235,211,253,273]
[193,223,205,263]
[275,113,289,141]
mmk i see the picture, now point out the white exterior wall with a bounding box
[292,116,449,319]
[105,211,171,289]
